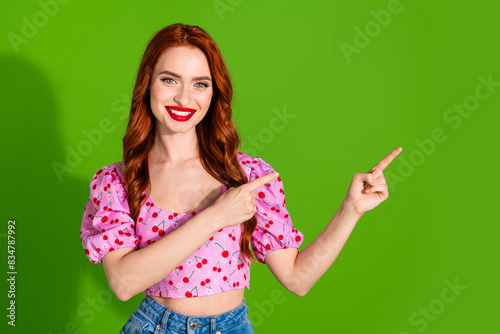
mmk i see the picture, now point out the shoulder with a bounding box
[89,161,126,191]
[237,152,276,181]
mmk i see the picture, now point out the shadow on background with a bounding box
[0,53,140,333]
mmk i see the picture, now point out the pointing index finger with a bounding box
[244,172,279,192]
[369,147,403,173]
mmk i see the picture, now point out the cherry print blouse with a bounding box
[80,152,304,299]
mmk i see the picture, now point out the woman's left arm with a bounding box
[265,147,403,297]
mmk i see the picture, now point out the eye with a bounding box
[195,82,209,88]
[160,77,176,84]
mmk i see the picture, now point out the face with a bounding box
[149,46,213,135]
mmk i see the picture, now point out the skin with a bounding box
[102,45,403,316]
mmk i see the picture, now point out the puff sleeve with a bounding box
[80,164,138,263]
[248,157,304,263]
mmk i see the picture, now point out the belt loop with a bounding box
[160,308,172,333]
[210,316,216,334]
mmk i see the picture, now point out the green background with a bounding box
[1,0,498,332]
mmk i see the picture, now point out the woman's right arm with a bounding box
[102,206,220,301]
[102,171,279,301]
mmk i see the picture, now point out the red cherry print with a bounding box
[109,247,114,252]
[115,238,120,244]
[201,281,206,286]
[178,266,183,270]
[202,259,207,265]
[119,241,123,245]
[152,226,159,233]
[209,236,213,241]
[104,186,108,191]
[223,276,227,281]
[139,235,142,240]
[103,206,108,210]
[96,200,100,205]
[146,202,150,206]
[258,192,265,199]
[147,240,152,245]
[103,235,108,240]
[125,232,131,237]
[139,217,143,222]
[93,184,97,190]
[159,230,165,236]
[96,248,101,252]
[173,213,178,217]
[217,268,222,273]
[152,212,158,218]
[265,224,270,228]
[101,216,108,223]
[222,250,229,258]
[183,277,189,283]
[229,233,232,238]
[295,235,302,242]
[168,215,173,220]
[213,267,217,271]
[278,176,281,182]
[269,220,274,225]
[169,280,173,285]
[232,236,236,241]
[218,229,223,232]
[266,183,271,187]
[271,207,275,211]
[96,169,102,175]
[85,249,89,255]
[205,278,210,283]
[107,183,111,188]
[276,209,280,213]
[191,211,197,215]
[118,230,124,235]
[108,208,112,211]
[185,291,192,298]
[265,244,271,250]
[87,214,92,218]
[93,198,97,203]
[279,235,284,240]
[229,260,232,264]
[196,263,202,269]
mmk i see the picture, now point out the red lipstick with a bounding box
[165,106,197,122]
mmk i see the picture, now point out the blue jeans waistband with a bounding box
[138,295,249,333]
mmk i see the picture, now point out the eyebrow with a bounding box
[157,70,212,82]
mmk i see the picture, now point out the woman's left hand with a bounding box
[344,147,403,216]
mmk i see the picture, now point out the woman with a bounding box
[80,23,402,333]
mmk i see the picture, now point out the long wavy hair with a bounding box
[122,23,257,264]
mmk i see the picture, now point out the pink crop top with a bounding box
[80,152,304,299]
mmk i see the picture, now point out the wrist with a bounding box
[340,198,363,220]
[198,205,223,234]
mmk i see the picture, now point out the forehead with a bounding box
[154,46,211,77]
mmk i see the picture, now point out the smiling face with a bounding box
[149,46,213,135]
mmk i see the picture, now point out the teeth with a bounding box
[168,108,193,116]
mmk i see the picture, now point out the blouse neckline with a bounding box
[144,183,227,215]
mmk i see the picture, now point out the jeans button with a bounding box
[216,332,221,334]
[190,323,196,330]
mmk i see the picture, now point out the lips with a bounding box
[165,106,197,122]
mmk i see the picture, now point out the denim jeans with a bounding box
[119,295,253,334]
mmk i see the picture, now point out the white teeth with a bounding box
[168,108,193,116]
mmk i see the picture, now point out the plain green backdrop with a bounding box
[1,0,498,333]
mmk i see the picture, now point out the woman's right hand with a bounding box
[209,172,279,230]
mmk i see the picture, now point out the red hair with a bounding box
[122,23,257,264]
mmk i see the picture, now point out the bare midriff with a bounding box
[149,288,245,316]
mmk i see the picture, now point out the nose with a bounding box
[173,83,191,106]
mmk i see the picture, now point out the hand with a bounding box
[344,147,403,216]
[210,171,280,229]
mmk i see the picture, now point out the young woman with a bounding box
[80,23,402,334]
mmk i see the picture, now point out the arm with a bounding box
[265,147,403,296]
[265,200,360,297]
[102,171,280,301]
[102,206,220,301]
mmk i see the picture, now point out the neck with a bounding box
[149,126,200,165]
